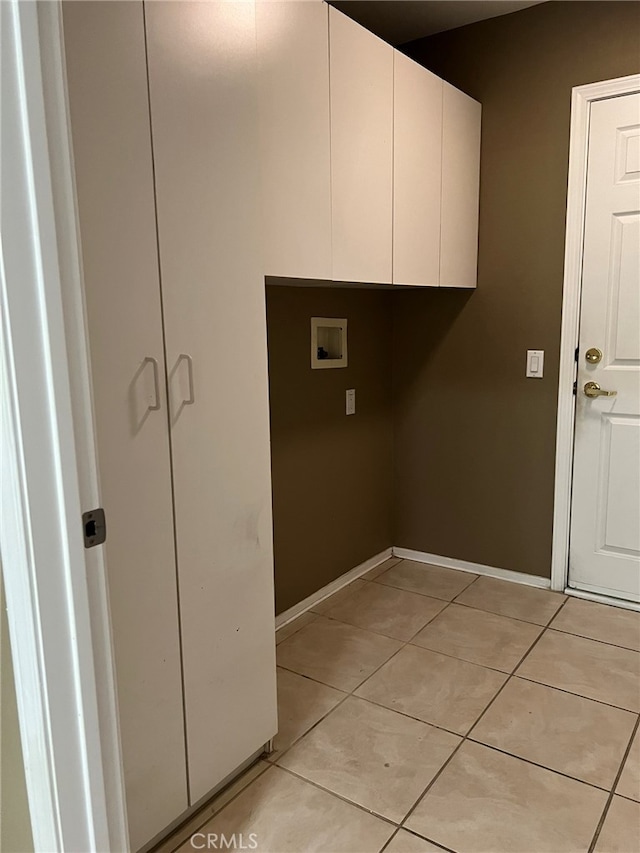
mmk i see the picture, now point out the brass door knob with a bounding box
[584,381,617,399]
[585,347,603,364]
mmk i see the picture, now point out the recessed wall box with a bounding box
[311,317,348,369]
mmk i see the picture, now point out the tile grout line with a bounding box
[171,689,639,853]
[214,571,634,852]
[279,603,619,850]
[162,761,271,853]
[546,624,640,654]
[398,622,553,834]
[463,737,621,794]
[401,827,458,853]
[272,591,443,767]
[266,689,352,765]
[588,714,640,853]
[166,570,636,852]
[377,827,401,853]
[279,577,636,745]
[314,597,453,642]
[275,611,319,645]
[452,602,640,845]
[276,763,399,828]
[513,673,640,713]
[278,577,638,772]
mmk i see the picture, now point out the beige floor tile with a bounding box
[384,829,447,853]
[278,696,460,823]
[617,727,640,802]
[361,556,402,580]
[375,560,477,601]
[311,580,368,615]
[594,795,640,852]
[155,761,270,853]
[411,604,542,672]
[271,668,345,759]
[517,630,640,712]
[454,576,566,625]
[355,644,506,734]
[177,765,394,853]
[551,597,640,652]
[405,741,608,853]
[276,616,402,692]
[471,678,637,788]
[324,582,447,641]
[275,612,317,645]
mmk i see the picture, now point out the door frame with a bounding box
[1,1,128,849]
[551,73,640,596]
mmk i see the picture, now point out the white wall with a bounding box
[1,577,34,853]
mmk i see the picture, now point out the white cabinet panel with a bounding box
[440,82,482,288]
[144,1,278,805]
[257,0,331,279]
[393,52,443,286]
[329,7,393,284]
[62,3,187,849]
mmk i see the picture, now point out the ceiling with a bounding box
[328,1,547,46]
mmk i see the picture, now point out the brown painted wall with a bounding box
[393,1,640,578]
[267,286,393,614]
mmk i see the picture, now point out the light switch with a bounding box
[526,350,544,378]
[346,389,355,415]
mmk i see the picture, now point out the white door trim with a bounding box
[1,1,127,849]
[551,73,640,593]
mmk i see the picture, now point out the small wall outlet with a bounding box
[346,389,355,415]
[526,350,544,378]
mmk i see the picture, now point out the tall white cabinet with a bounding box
[63,2,277,849]
[62,4,188,847]
[144,0,278,806]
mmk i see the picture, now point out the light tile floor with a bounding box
[157,558,640,853]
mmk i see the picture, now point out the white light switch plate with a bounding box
[526,350,544,378]
[346,389,355,415]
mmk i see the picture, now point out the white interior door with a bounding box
[569,91,640,602]
[62,3,188,848]
[145,0,277,805]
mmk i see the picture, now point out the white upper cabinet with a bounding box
[329,6,394,284]
[257,0,332,280]
[393,51,443,286]
[257,4,480,288]
[440,82,482,288]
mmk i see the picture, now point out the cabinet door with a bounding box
[62,3,188,849]
[257,0,331,280]
[440,83,482,288]
[329,7,393,284]
[393,52,443,286]
[144,1,277,805]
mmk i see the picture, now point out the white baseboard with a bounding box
[392,547,551,590]
[275,546,553,631]
[275,547,394,629]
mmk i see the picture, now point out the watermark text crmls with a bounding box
[190,832,258,850]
